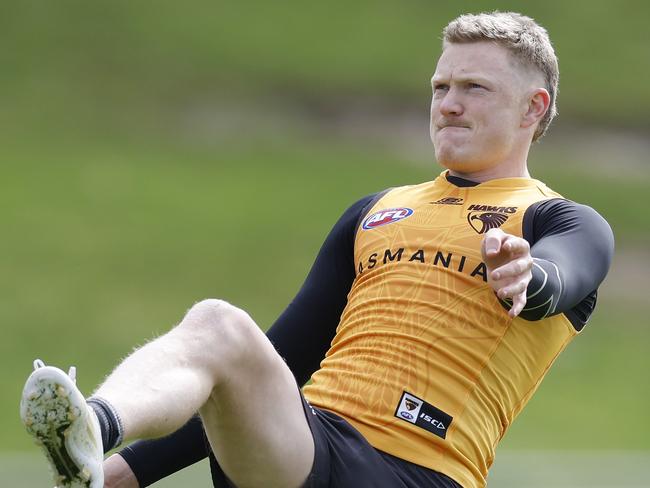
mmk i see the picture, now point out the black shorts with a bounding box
[299,395,461,488]
[209,394,462,488]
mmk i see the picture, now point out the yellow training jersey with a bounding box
[302,172,578,488]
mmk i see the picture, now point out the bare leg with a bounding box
[95,299,314,488]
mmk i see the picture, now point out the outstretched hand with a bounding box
[480,228,533,318]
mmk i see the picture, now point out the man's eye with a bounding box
[433,84,449,92]
[469,83,484,89]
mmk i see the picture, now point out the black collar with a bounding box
[445,173,480,188]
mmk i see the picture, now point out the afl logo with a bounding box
[399,411,414,420]
[362,208,413,230]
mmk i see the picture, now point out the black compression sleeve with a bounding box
[117,194,375,485]
[118,416,209,487]
[517,199,614,328]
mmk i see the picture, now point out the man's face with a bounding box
[430,41,532,176]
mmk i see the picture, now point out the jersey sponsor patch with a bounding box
[362,208,413,230]
[395,391,453,439]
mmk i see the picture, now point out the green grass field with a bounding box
[3,451,650,487]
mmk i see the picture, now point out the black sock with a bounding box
[87,396,124,453]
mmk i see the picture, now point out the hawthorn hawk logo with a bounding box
[466,204,518,234]
[404,398,419,411]
[467,212,509,234]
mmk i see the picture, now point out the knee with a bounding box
[177,299,259,361]
[183,298,252,327]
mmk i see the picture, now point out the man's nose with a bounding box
[438,88,464,117]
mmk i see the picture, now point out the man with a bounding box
[21,11,614,488]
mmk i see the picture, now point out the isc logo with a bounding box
[419,413,446,430]
[362,207,413,230]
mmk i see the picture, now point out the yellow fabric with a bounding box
[303,172,578,488]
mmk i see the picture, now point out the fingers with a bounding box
[481,230,532,318]
[491,256,533,281]
[508,291,527,318]
[481,230,530,264]
[500,235,530,257]
[494,282,528,318]
[481,228,506,260]
[495,276,530,300]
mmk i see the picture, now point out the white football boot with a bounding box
[20,360,104,488]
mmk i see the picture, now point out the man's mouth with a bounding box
[438,125,470,131]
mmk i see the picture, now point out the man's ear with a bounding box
[521,88,550,129]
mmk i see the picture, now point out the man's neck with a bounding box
[447,164,530,183]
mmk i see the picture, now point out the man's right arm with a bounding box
[107,193,377,487]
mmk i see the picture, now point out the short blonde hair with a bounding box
[443,11,559,141]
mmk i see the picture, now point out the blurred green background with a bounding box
[2,0,649,485]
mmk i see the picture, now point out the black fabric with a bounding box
[444,173,480,188]
[119,416,210,487]
[520,198,614,329]
[118,179,613,485]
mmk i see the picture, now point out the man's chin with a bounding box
[433,140,468,166]
[435,154,486,175]
[434,151,468,171]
